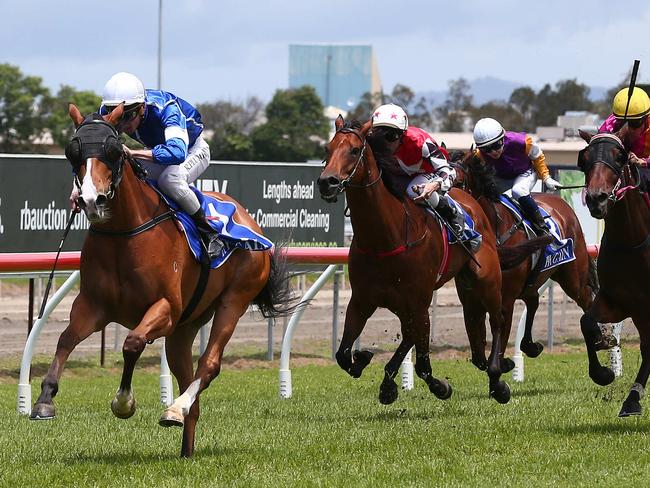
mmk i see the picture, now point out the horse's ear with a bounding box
[440,141,446,149]
[335,114,344,131]
[106,103,125,126]
[360,119,372,136]
[68,103,84,127]
[578,129,593,143]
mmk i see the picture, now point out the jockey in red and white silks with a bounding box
[371,104,463,234]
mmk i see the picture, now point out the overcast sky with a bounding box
[4,0,650,105]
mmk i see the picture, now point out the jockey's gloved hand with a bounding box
[543,176,561,191]
[69,185,80,211]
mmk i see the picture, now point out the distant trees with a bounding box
[0,64,49,152]
[0,62,631,159]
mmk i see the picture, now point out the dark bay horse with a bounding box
[317,116,510,404]
[30,104,294,457]
[451,151,598,361]
[578,131,650,417]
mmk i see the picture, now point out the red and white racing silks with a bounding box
[393,127,455,191]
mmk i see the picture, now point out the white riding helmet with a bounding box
[372,103,408,131]
[102,72,145,106]
[473,118,505,148]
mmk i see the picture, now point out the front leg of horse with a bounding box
[520,295,544,358]
[31,297,103,420]
[336,298,376,379]
[580,312,615,386]
[619,331,650,417]
[113,298,174,419]
[414,352,452,400]
[378,340,413,405]
[487,319,510,404]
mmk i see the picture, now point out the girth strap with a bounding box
[178,252,211,324]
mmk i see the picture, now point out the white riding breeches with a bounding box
[140,136,211,215]
[406,173,446,208]
[510,169,538,200]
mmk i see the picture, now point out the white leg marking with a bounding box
[172,379,201,417]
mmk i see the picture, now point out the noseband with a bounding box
[580,133,634,202]
[324,127,382,197]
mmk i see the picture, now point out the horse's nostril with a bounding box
[96,194,107,207]
[327,176,340,186]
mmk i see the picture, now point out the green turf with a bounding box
[1,349,650,487]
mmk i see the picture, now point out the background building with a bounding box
[289,44,381,111]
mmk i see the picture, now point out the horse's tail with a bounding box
[253,243,301,319]
[497,235,553,270]
[587,255,599,296]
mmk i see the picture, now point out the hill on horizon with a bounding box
[416,76,608,107]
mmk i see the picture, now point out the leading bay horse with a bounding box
[318,116,511,404]
[30,104,295,457]
[451,151,598,361]
[578,131,650,417]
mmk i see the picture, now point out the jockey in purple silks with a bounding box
[472,118,561,235]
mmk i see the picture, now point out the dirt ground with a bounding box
[0,276,636,370]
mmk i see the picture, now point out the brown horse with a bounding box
[317,117,510,404]
[30,104,295,457]
[451,151,598,361]
[578,131,650,416]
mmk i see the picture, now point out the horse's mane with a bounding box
[457,150,501,203]
[366,128,405,201]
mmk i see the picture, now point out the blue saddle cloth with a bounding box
[151,182,273,269]
[426,195,481,245]
[499,195,575,272]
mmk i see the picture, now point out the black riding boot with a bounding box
[191,208,225,259]
[435,195,464,236]
[518,195,548,235]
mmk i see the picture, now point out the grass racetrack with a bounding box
[1,348,650,487]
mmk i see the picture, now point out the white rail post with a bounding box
[609,322,623,377]
[279,264,337,399]
[512,279,553,383]
[17,271,80,415]
[400,348,414,390]
[159,338,174,406]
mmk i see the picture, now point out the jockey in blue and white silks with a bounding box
[97,72,222,258]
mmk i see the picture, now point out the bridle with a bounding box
[323,127,382,198]
[579,133,637,202]
[65,114,126,202]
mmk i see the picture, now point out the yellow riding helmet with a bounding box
[612,87,650,119]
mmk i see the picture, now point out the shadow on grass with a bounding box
[62,444,254,464]
[546,418,650,435]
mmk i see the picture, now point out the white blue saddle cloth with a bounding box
[426,195,482,245]
[151,183,273,269]
[499,195,575,272]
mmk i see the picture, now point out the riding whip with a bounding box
[37,208,80,319]
[623,59,641,121]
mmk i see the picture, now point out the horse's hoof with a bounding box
[490,381,511,404]
[159,407,184,428]
[471,356,488,371]
[350,350,374,378]
[379,381,398,405]
[589,365,615,386]
[501,357,516,373]
[521,341,544,358]
[111,392,136,419]
[619,399,642,417]
[429,378,453,400]
[30,402,55,420]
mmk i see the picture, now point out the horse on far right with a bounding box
[578,131,650,417]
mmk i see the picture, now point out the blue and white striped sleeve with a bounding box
[151,103,189,165]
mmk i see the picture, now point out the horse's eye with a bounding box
[350,147,360,156]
